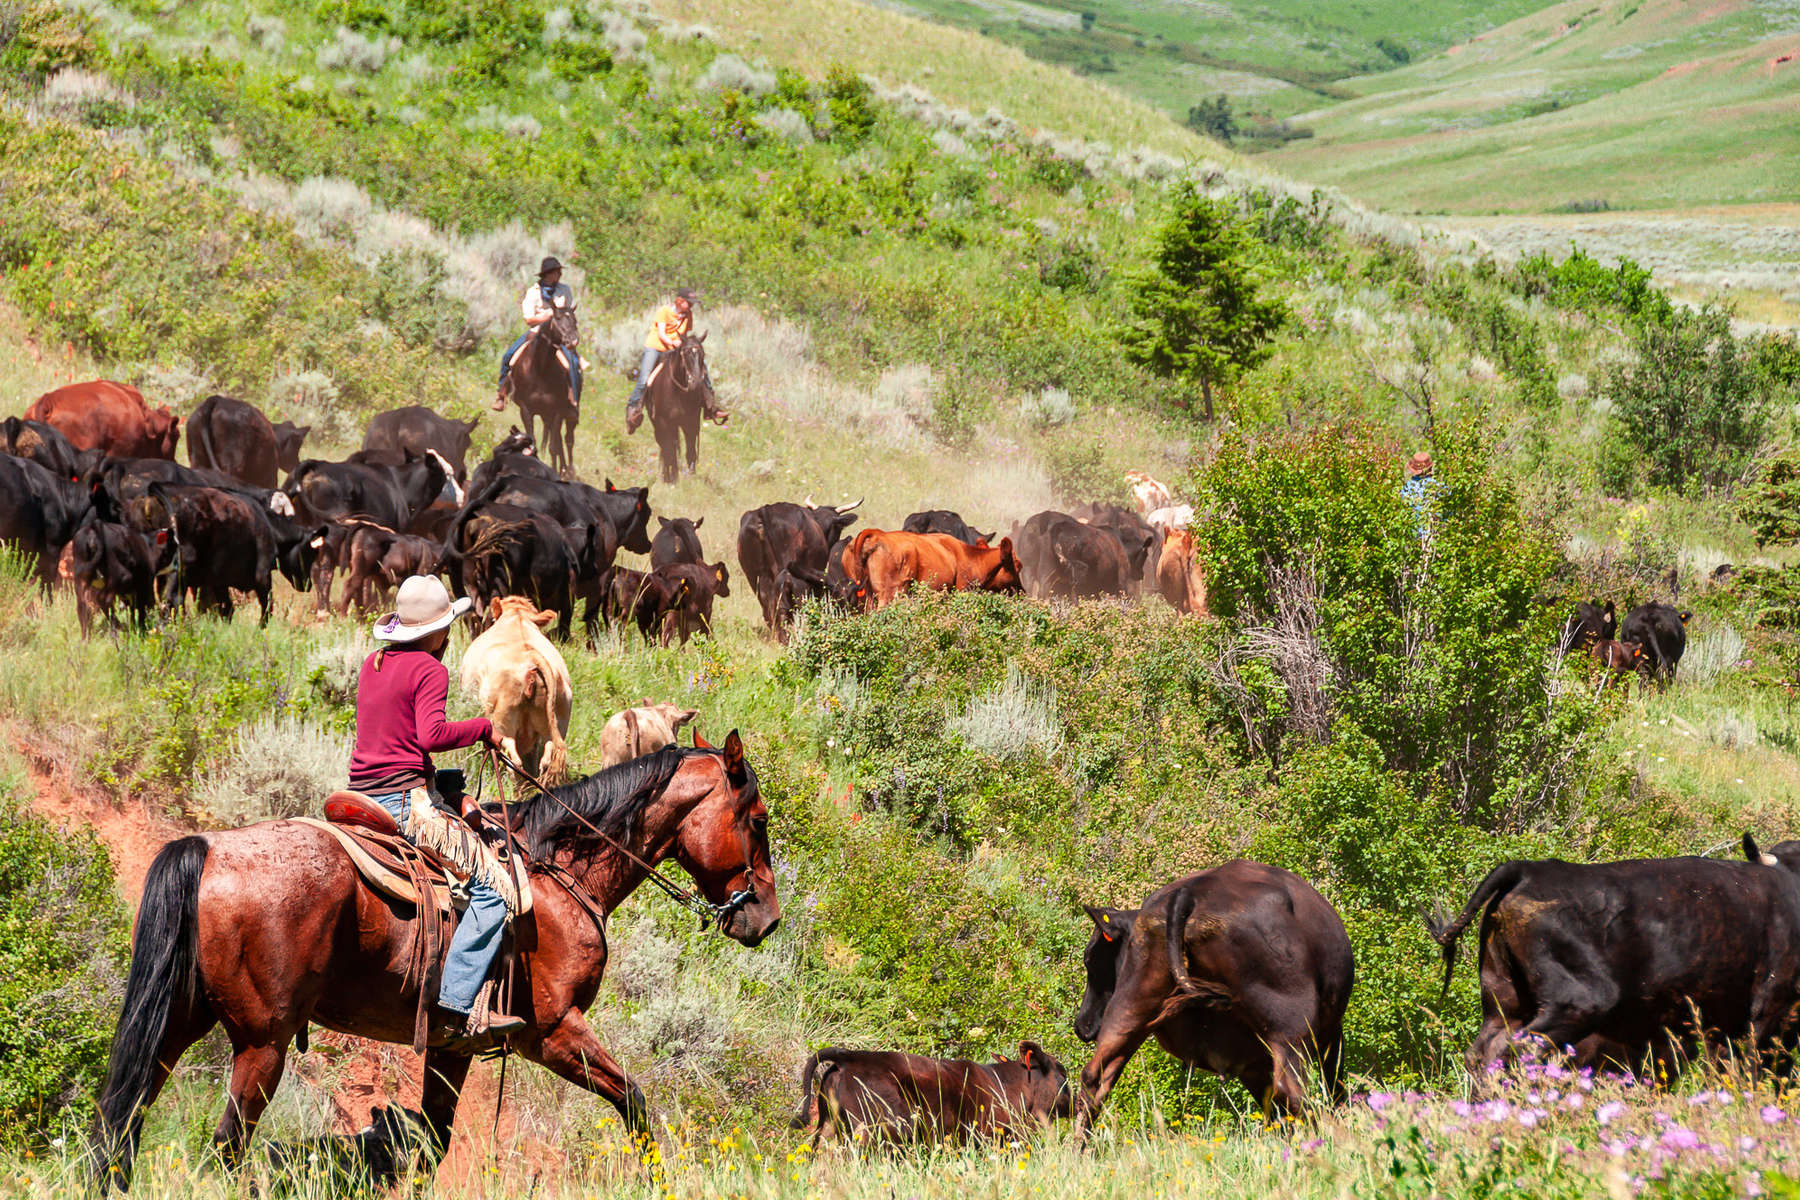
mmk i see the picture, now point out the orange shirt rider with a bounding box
[625,288,727,431]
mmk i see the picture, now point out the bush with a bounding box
[1020,385,1076,429]
[0,790,129,1148]
[823,64,876,143]
[194,715,350,826]
[1193,421,1592,824]
[1607,304,1769,493]
[1738,446,1800,546]
[946,662,1062,761]
[1516,246,1672,326]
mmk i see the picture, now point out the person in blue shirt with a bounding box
[1403,450,1438,532]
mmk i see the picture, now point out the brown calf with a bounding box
[1155,529,1208,616]
[1590,638,1643,687]
[790,1042,1071,1148]
[843,529,1023,610]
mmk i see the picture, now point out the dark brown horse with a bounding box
[91,734,779,1188]
[645,332,713,483]
[507,306,580,477]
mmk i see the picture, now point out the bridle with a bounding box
[487,749,757,931]
[670,337,707,396]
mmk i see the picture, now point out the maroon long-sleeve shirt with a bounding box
[348,646,492,793]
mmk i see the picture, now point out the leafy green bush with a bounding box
[1606,304,1769,493]
[1738,448,1800,547]
[1516,246,1672,326]
[0,787,128,1147]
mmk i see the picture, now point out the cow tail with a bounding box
[789,1050,826,1130]
[1164,887,1199,994]
[789,1049,845,1132]
[194,398,221,474]
[535,662,568,783]
[91,836,210,1188]
[1425,861,1528,1001]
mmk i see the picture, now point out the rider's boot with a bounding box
[625,397,645,434]
[491,378,511,413]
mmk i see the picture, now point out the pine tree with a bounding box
[1120,184,1288,420]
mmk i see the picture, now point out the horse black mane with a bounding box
[513,744,691,859]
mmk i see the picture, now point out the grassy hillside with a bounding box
[6,0,1800,1196]
[757,0,1546,124]
[1266,0,1800,214]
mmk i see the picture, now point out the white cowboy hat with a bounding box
[372,576,473,643]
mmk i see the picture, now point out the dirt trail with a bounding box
[12,745,536,1186]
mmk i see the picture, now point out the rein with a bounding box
[486,750,755,932]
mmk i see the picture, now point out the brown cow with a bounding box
[843,529,1023,610]
[25,380,179,460]
[789,1042,1071,1148]
[1155,530,1208,616]
[1591,638,1643,688]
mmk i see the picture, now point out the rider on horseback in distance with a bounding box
[493,256,581,412]
[348,575,524,1048]
[625,286,729,433]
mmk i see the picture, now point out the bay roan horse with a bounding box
[509,305,580,478]
[90,734,780,1189]
[645,332,712,484]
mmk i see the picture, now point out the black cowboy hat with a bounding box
[675,287,698,303]
[539,256,563,277]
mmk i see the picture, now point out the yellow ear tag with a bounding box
[1102,914,1109,922]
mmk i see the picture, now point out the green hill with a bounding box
[5,0,1800,1195]
[1265,0,1800,214]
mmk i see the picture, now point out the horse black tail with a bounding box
[91,836,210,1190]
[1424,861,1529,1002]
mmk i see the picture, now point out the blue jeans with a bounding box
[626,348,662,412]
[372,792,508,1016]
[499,335,581,404]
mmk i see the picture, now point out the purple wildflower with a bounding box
[1598,1101,1626,1126]
[1660,1127,1701,1152]
[1761,1106,1787,1126]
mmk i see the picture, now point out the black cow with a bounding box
[362,406,480,482]
[1430,840,1800,1077]
[790,1043,1071,1148]
[596,566,687,644]
[824,535,858,607]
[127,484,279,623]
[284,454,449,531]
[87,457,295,527]
[467,427,555,496]
[1562,600,1617,652]
[902,509,993,547]
[1015,511,1128,600]
[1619,603,1691,686]
[1070,502,1159,588]
[651,516,705,568]
[654,560,729,645]
[773,564,828,637]
[328,518,445,614]
[455,503,579,638]
[1073,861,1354,1135]
[186,395,307,490]
[68,516,157,635]
[484,475,653,557]
[2,417,101,481]
[737,499,863,632]
[0,453,92,586]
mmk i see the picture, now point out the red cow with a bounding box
[24,380,179,460]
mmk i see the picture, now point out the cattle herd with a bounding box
[1,380,1212,648]
[10,380,1797,1152]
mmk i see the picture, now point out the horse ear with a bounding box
[696,329,707,344]
[657,516,670,528]
[693,516,703,529]
[693,730,714,750]
[723,729,746,780]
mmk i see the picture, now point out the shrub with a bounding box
[194,716,349,826]
[0,791,129,1148]
[752,106,812,146]
[823,64,876,142]
[1193,421,1591,824]
[1020,386,1076,429]
[1041,435,1112,505]
[695,51,774,96]
[947,662,1062,761]
[1607,304,1769,493]
[1516,246,1672,326]
[1679,624,1744,687]
[1738,447,1800,546]
[315,25,395,74]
